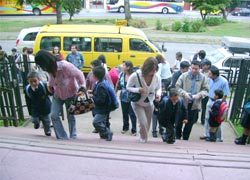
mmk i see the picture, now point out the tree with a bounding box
[189,0,233,20]
[16,0,63,24]
[62,0,83,21]
[124,0,132,22]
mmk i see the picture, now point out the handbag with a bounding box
[128,72,142,102]
[68,91,95,115]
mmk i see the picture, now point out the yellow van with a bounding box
[34,24,165,72]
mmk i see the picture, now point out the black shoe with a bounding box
[92,129,98,133]
[166,139,175,144]
[45,132,51,136]
[34,123,40,129]
[161,134,167,142]
[235,137,246,145]
[106,132,113,141]
[152,132,158,138]
[206,137,216,142]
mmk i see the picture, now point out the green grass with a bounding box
[233,123,244,136]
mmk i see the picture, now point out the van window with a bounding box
[94,38,122,52]
[23,32,38,41]
[130,39,153,52]
[64,37,91,52]
[40,36,61,51]
[223,58,242,68]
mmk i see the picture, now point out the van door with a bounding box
[126,38,157,67]
[93,37,123,69]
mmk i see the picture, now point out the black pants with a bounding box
[163,120,175,142]
[162,78,172,91]
[201,96,209,125]
[176,104,199,140]
[121,101,137,133]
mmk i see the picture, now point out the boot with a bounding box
[206,132,216,142]
[235,136,247,145]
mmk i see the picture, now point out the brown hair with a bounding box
[155,54,165,64]
[141,57,158,77]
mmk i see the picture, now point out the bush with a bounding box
[182,20,190,32]
[190,20,205,32]
[156,20,162,30]
[162,25,170,31]
[129,19,147,28]
[204,17,226,26]
[171,21,182,32]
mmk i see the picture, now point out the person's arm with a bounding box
[80,53,84,68]
[155,74,162,102]
[93,85,108,106]
[222,80,230,101]
[193,75,209,100]
[209,101,220,118]
[126,72,140,93]
[67,63,86,88]
[176,73,189,100]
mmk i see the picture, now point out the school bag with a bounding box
[215,101,229,123]
[102,80,119,111]
[25,82,47,98]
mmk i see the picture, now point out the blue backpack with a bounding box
[102,80,119,111]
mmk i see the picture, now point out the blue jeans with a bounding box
[51,96,76,139]
[32,115,51,135]
[93,114,111,138]
[121,101,137,133]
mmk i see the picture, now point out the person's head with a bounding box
[27,48,33,55]
[201,59,211,72]
[198,50,206,60]
[190,60,201,76]
[35,49,57,74]
[176,52,182,61]
[122,60,134,74]
[214,89,224,100]
[52,46,60,54]
[180,61,190,73]
[11,47,17,55]
[22,47,28,54]
[169,88,180,105]
[92,65,105,81]
[0,45,2,50]
[91,59,102,68]
[155,54,165,64]
[27,71,40,89]
[98,54,106,64]
[70,45,78,54]
[141,57,158,77]
[209,65,220,79]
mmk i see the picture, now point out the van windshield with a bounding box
[206,49,226,64]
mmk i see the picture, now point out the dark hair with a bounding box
[22,47,28,53]
[124,60,134,74]
[71,44,77,49]
[91,59,102,68]
[180,61,190,69]
[98,54,106,64]
[202,59,211,66]
[11,47,17,52]
[52,46,60,53]
[169,88,179,97]
[141,57,158,76]
[198,50,206,59]
[93,65,105,81]
[27,71,40,80]
[27,48,33,54]
[0,45,2,50]
[210,65,220,76]
[155,54,165,64]
[214,89,224,99]
[35,49,57,74]
[176,52,182,58]
[191,60,201,67]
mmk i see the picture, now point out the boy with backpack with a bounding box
[92,66,119,141]
[24,71,52,136]
[206,89,228,142]
[158,88,188,144]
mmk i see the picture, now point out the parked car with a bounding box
[16,27,41,50]
[206,37,250,84]
[231,7,250,16]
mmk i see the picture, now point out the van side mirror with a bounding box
[162,44,167,52]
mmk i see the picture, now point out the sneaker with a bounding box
[200,136,207,140]
[92,129,98,133]
[205,137,216,142]
[121,130,128,134]
[152,132,158,138]
[34,123,40,129]
[131,132,137,136]
[45,132,51,136]
[235,137,246,145]
[106,132,113,141]
[139,138,147,143]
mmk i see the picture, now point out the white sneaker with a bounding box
[139,138,147,143]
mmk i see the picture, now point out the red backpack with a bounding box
[215,101,229,123]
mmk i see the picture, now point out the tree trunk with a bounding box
[124,0,132,22]
[56,3,63,24]
[222,9,228,20]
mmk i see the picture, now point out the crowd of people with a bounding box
[0,45,249,145]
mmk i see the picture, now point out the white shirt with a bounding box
[157,62,172,79]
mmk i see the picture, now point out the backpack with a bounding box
[25,82,47,98]
[215,101,229,123]
[102,80,119,111]
[243,101,250,114]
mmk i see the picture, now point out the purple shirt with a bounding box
[49,60,86,100]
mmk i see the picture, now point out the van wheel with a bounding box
[33,8,41,16]
[118,6,125,13]
[162,8,169,14]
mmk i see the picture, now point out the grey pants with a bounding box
[132,103,154,142]
[32,115,51,135]
[204,99,223,140]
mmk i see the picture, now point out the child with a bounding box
[158,88,188,144]
[92,66,114,141]
[206,89,228,142]
[24,71,52,136]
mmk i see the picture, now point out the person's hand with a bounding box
[155,95,161,102]
[47,86,54,94]
[192,94,200,100]
[183,119,188,124]
[139,88,146,94]
[184,93,190,100]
